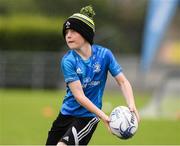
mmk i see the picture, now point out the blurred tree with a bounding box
[0,0,148,53]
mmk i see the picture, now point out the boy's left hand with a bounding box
[128,105,140,123]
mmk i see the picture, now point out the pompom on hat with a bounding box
[62,5,95,45]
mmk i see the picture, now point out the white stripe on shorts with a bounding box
[72,126,79,145]
[78,117,99,141]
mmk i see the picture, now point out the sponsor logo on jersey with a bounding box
[83,77,91,83]
[88,81,100,86]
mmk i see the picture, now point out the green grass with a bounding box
[0,89,180,145]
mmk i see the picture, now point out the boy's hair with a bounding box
[62,5,95,45]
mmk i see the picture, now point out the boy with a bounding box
[46,5,140,146]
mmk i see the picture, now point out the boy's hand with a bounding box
[101,114,112,134]
[128,105,140,122]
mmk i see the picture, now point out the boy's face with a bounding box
[65,29,86,49]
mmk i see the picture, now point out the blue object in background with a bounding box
[140,0,179,72]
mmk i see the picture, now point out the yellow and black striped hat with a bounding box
[63,5,95,45]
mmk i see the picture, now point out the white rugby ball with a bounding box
[109,106,138,139]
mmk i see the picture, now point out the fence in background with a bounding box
[0,51,179,91]
[0,51,64,88]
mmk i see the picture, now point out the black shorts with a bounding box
[46,113,99,145]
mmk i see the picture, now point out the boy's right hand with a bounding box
[101,114,112,134]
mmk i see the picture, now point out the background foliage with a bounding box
[0,0,147,53]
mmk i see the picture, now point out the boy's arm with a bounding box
[114,73,140,122]
[68,80,111,132]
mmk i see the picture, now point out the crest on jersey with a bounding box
[93,62,101,73]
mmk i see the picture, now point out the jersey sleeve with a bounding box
[106,49,123,77]
[61,58,79,84]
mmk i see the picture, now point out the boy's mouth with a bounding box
[68,41,74,44]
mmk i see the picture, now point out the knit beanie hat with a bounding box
[62,5,95,45]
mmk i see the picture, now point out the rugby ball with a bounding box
[109,106,138,139]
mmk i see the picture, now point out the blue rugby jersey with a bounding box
[60,44,122,117]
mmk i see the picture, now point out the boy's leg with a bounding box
[60,117,99,145]
[57,141,67,146]
[46,114,74,145]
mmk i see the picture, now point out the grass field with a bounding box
[0,88,180,145]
